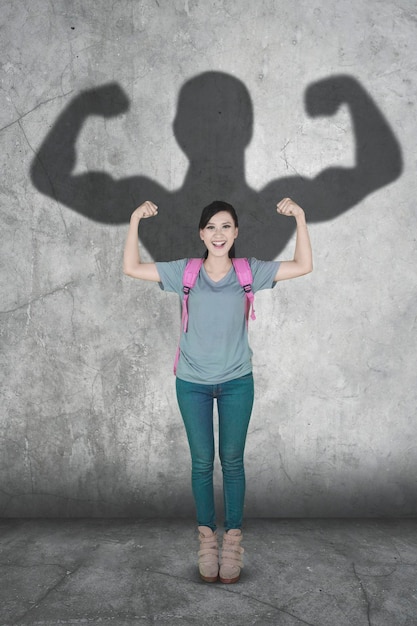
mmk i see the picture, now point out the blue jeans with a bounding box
[176,373,254,531]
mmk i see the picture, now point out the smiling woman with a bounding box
[201,213,236,253]
[199,201,239,274]
[123,196,312,584]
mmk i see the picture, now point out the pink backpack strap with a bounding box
[181,258,204,331]
[174,258,204,374]
[232,258,256,322]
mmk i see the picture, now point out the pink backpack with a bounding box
[173,258,255,374]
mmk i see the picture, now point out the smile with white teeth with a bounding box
[212,241,226,247]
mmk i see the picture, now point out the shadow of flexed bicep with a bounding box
[301,75,402,221]
[257,75,403,243]
[30,83,141,223]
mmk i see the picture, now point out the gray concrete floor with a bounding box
[1,519,416,626]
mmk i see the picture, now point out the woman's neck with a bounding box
[204,255,233,280]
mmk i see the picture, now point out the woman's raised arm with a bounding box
[123,201,161,281]
[274,198,313,282]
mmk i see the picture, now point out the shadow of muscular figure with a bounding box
[31,72,402,260]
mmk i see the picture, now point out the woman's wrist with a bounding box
[130,215,141,227]
[295,211,307,226]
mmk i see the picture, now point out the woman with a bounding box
[123,198,312,583]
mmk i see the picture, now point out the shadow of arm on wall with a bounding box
[30,83,140,223]
[298,75,403,220]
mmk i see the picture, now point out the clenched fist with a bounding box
[276,198,305,219]
[131,201,159,222]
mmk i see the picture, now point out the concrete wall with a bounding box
[1,0,416,517]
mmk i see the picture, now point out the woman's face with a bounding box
[199,211,238,257]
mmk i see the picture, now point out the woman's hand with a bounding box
[276,197,305,219]
[131,201,158,222]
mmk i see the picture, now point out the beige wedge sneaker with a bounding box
[197,526,219,582]
[219,529,244,583]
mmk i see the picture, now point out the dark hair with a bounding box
[199,200,239,258]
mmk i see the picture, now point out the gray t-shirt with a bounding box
[156,258,280,384]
